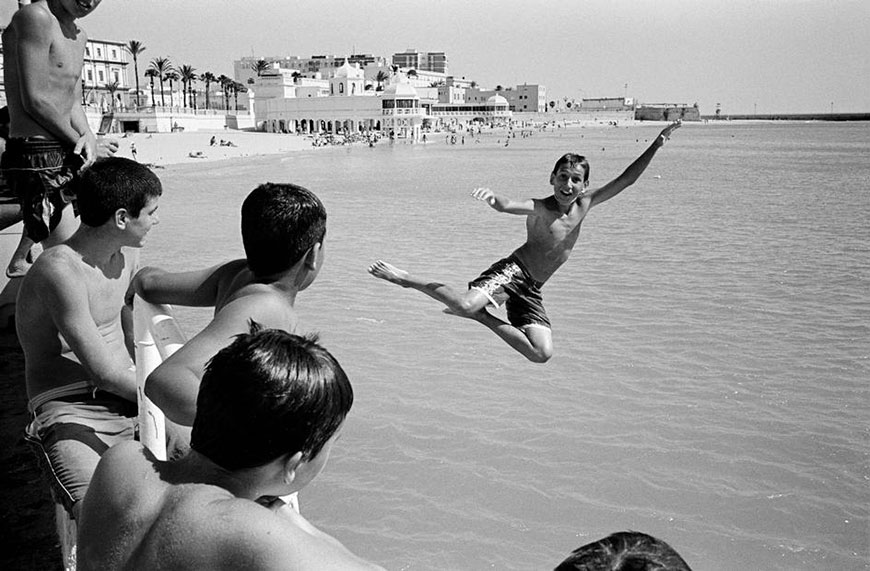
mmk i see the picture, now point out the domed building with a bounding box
[380,78,424,140]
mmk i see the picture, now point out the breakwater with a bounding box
[702,113,870,121]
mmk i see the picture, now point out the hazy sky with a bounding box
[2,0,868,114]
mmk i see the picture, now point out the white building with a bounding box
[256,61,391,136]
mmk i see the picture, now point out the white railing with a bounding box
[133,296,186,460]
[131,298,299,512]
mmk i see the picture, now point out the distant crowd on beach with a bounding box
[1,1,693,570]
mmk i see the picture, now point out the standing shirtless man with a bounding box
[1,0,110,277]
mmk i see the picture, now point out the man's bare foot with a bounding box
[5,258,32,279]
[368,260,411,287]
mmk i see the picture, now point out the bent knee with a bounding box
[527,348,552,364]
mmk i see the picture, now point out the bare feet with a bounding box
[368,260,410,287]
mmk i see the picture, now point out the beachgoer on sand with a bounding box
[370,121,681,363]
[0,0,117,278]
[77,325,384,570]
[130,183,327,428]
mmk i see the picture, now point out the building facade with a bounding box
[392,49,448,74]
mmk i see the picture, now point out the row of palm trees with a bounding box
[126,40,246,112]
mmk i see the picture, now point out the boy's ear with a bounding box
[114,208,129,229]
[304,242,322,270]
[549,172,556,185]
[282,451,305,485]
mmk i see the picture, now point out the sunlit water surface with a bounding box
[143,121,869,570]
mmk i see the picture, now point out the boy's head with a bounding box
[551,153,590,185]
[191,323,353,472]
[241,183,326,278]
[554,531,692,571]
[76,157,162,227]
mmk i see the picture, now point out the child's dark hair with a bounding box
[76,157,162,227]
[554,531,692,571]
[551,153,590,184]
[241,183,326,277]
[191,322,353,470]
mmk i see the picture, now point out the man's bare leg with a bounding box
[5,231,34,278]
[369,260,553,363]
[42,204,78,249]
[463,309,553,363]
[368,260,489,315]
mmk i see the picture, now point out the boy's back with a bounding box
[78,441,365,571]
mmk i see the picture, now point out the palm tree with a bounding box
[179,65,197,109]
[232,82,246,111]
[495,85,504,92]
[218,75,232,111]
[291,71,302,84]
[470,81,478,89]
[201,72,216,110]
[105,81,120,111]
[126,40,145,108]
[165,70,179,107]
[144,68,158,107]
[148,57,173,107]
[407,69,418,79]
[251,59,271,77]
[375,70,389,91]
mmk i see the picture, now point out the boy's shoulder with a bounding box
[215,282,298,330]
[10,1,54,29]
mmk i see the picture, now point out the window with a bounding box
[87,70,93,81]
[112,49,117,59]
[98,70,104,82]
[96,47,102,58]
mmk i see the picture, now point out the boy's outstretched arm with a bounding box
[471,187,535,215]
[588,121,681,207]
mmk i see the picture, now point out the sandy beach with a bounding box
[109,129,317,167]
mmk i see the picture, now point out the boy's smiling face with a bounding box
[550,166,589,207]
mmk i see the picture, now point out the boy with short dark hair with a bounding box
[131,183,327,426]
[370,122,680,363]
[17,156,162,520]
[77,326,383,570]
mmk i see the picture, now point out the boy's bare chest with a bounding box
[49,33,86,81]
[529,210,584,243]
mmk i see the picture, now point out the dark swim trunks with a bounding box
[468,254,551,329]
[1,138,81,242]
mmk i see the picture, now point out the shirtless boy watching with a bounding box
[77,325,384,571]
[16,157,161,520]
[369,122,680,363]
[131,183,326,426]
[1,0,114,277]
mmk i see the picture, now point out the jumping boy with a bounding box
[369,121,680,363]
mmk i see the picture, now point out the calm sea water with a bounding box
[143,121,869,570]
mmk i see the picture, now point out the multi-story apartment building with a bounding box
[391,49,448,74]
[82,38,132,110]
[234,54,387,86]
